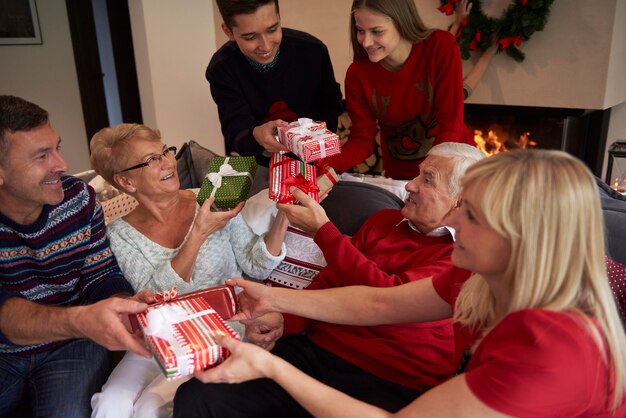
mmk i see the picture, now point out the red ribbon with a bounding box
[521,0,528,6]
[154,287,179,303]
[438,2,455,16]
[469,30,482,51]
[499,35,523,49]
[279,174,320,204]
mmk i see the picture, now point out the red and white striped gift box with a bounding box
[276,118,340,163]
[269,153,319,204]
[135,295,239,380]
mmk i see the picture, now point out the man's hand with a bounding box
[241,312,284,350]
[276,187,330,235]
[130,290,157,305]
[72,297,151,358]
[252,120,290,153]
[227,278,276,321]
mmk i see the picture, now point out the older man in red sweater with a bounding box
[174,142,484,418]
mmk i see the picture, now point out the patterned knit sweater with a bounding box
[0,176,133,354]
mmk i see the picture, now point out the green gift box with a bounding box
[197,156,257,209]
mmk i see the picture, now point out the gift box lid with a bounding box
[130,285,239,334]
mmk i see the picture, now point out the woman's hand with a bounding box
[192,197,244,239]
[455,0,472,24]
[193,334,273,383]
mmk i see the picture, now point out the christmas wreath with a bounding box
[439,0,554,62]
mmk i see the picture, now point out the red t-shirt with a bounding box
[432,269,626,417]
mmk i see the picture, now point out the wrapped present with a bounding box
[316,167,339,196]
[269,153,319,204]
[130,286,239,333]
[197,156,257,209]
[265,226,327,289]
[133,288,240,380]
[276,118,340,163]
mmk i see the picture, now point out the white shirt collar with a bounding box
[398,218,456,240]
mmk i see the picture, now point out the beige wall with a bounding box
[0,0,90,174]
[129,0,223,154]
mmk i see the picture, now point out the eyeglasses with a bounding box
[119,146,177,173]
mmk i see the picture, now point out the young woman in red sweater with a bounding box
[324,0,472,180]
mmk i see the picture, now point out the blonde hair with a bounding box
[453,149,626,410]
[350,0,433,61]
[90,123,162,189]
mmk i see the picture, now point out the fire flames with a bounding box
[473,129,537,156]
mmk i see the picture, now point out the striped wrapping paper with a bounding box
[269,153,318,204]
[276,118,340,163]
[135,296,239,380]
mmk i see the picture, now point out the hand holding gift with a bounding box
[131,286,240,380]
[269,153,319,204]
[277,187,331,235]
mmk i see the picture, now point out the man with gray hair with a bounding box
[174,143,484,417]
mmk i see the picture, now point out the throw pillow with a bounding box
[607,256,626,327]
[265,226,327,289]
[100,193,139,224]
[176,140,218,189]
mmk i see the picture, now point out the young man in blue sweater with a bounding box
[0,95,152,418]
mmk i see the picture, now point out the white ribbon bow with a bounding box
[205,157,251,198]
[289,118,328,158]
[290,118,315,135]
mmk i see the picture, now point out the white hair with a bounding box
[427,142,485,196]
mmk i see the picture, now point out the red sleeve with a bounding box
[432,266,471,306]
[313,219,449,287]
[324,62,377,173]
[430,31,466,145]
[465,310,606,417]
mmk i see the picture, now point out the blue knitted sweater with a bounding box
[0,176,133,354]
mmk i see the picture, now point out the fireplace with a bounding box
[464,104,611,177]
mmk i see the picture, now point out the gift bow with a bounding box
[154,287,179,303]
[279,174,320,204]
[205,157,252,198]
[499,35,523,50]
[288,118,330,158]
[289,118,316,135]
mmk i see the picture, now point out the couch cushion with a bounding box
[607,257,626,327]
[265,226,327,289]
[176,140,218,189]
[100,193,138,224]
[321,182,404,236]
[597,177,626,265]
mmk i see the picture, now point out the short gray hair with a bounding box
[428,142,485,197]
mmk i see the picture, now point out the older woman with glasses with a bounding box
[88,123,289,418]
